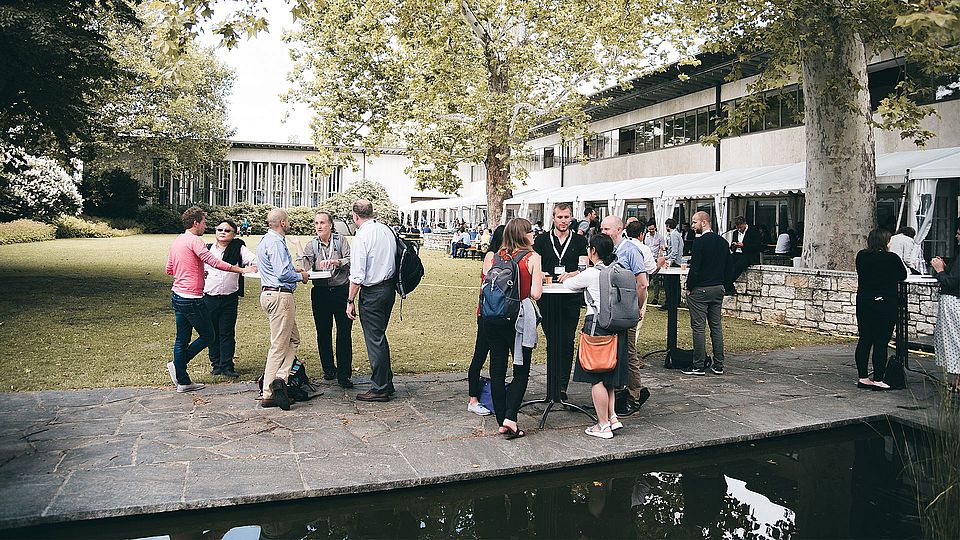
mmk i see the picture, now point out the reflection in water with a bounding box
[12,424,923,540]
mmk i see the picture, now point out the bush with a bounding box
[287,206,317,235]
[318,180,398,225]
[0,219,56,245]
[137,205,182,233]
[223,202,272,235]
[80,169,146,219]
[54,216,139,238]
[0,144,83,222]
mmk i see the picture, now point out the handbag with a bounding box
[579,332,617,373]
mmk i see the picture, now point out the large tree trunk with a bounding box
[484,45,511,227]
[485,142,511,227]
[798,1,876,271]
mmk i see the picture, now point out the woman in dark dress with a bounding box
[563,234,628,439]
[854,228,907,390]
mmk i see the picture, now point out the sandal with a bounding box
[585,423,614,439]
[609,415,624,431]
[502,425,525,440]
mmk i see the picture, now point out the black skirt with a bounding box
[572,315,628,389]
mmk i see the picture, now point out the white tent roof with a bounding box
[878,146,960,184]
[399,194,486,212]
[907,148,960,180]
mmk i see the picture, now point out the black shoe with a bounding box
[338,379,355,389]
[221,368,240,378]
[386,387,396,396]
[269,379,291,410]
[356,390,390,402]
[211,367,222,376]
[322,373,336,381]
[681,367,707,376]
[260,398,278,408]
[637,387,651,408]
[710,366,724,375]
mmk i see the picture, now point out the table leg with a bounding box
[896,281,909,370]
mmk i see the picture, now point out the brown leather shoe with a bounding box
[356,390,390,402]
[260,398,278,408]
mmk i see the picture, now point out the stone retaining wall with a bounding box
[697,266,941,339]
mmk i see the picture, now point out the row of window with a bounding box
[154,161,342,208]
[525,86,805,171]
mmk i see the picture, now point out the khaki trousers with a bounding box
[260,291,300,399]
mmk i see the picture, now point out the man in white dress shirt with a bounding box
[889,226,919,274]
[347,199,398,402]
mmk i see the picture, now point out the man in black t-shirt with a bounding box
[534,202,589,399]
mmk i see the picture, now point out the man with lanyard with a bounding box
[534,202,588,401]
[600,215,650,416]
[302,211,354,388]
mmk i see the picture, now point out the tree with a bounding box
[318,180,400,228]
[282,0,700,226]
[0,144,83,222]
[690,0,959,270]
[81,169,147,219]
[85,6,236,181]
[0,0,138,164]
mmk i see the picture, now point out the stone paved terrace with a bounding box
[0,344,948,530]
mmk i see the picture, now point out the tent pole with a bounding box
[895,174,908,230]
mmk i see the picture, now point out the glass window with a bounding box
[619,127,636,155]
[234,162,247,203]
[683,112,696,144]
[252,162,266,205]
[662,116,675,148]
[543,147,555,169]
[290,164,304,207]
[696,107,709,141]
[273,163,286,207]
[764,92,782,130]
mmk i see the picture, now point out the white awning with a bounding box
[907,148,960,180]
[878,146,960,184]
[399,194,486,212]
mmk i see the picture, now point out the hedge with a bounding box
[54,216,140,238]
[0,219,56,245]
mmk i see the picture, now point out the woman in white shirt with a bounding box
[562,234,629,439]
[203,220,257,378]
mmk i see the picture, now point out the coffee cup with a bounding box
[680,263,688,270]
[544,275,553,284]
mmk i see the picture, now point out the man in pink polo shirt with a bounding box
[166,206,255,393]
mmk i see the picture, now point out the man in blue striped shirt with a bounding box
[256,208,310,410]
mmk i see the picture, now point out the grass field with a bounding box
[0,235,847,391]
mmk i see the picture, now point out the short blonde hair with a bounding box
[501,218,533,252]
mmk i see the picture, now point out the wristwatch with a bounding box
[347,299,354,304]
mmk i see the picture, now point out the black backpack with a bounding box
[393,231,424,299]
[480,250,529,324]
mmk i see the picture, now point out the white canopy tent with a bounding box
[399,194,487,227]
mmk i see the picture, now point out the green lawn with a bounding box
[0,235,846,391]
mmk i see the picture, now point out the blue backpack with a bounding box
[480,250,529,323]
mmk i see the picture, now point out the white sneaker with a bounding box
[166,361,178,385]
[468,402,492,416]
[585,423,614,439]
[176,383,205,393]
[609,415,624,431]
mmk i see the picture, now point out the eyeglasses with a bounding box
[215,228,233,233]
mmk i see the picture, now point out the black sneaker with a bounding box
[710,366,724,375]
[680,367,707,376]
[338,379,355,389]
[269,379,291,410]
[210,367,222,376]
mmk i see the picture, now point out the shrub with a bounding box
[287,206,317,235]
[54,215,138,238]
[0,144,83,222]
[223,202,272,235]
[80,169,146,219]
[137,205,182,233]
[0,219,56,245]
[318,180,398,225]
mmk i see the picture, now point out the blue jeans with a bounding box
[171,292,216,384]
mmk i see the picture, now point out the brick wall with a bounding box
[676,266,939,339]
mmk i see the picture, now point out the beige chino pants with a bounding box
[260,290,300,399]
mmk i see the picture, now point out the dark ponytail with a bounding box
[589,234,617,265]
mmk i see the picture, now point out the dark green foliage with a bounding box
[221,202,272,235]
[0,0,138,161]
[81,169,146,219]
[136,205,182,234]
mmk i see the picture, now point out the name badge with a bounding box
[554,266,566,276]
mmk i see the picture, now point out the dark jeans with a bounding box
[687,285,725,369]
[171,292,216,385]
[468,316,489,398]
[311,283,353,382]
[537,293,581,395]
[204,292,239,372]
[486,322,532,426]
[358,281,396,393]
[855,292,896,380]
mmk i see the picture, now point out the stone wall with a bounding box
[677,266,940,339]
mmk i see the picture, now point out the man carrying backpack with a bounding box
[601,215,649,416]
[347,199,398,402]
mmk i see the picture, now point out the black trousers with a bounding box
[486,323,531,426]
[358,281,396,393]
[468,316,489,398]
[537,293,582,395]
[311,283,353,382]
[727,253,758,288]
[855,292,896,380]
[204,292,239,371]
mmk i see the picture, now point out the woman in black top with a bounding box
[854,228,907,390]
[929,217,960,393]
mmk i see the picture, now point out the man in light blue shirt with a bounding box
[665,218,684,267]
[601,215,649,416]
[256,208,309,410]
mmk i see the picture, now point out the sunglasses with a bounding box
[215,227,234,233]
